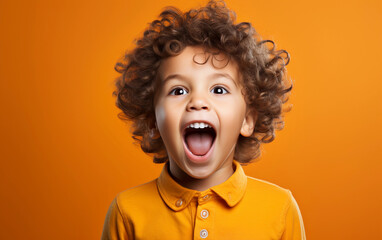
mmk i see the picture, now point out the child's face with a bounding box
[154,46,254,185]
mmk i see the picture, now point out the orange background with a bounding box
[1,0,381,239]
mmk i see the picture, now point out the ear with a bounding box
[150,127,161,139]
[240,111,256,137]
[149,121,161,139]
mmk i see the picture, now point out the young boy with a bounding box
[102,1,306,239]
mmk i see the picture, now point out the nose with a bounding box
[186,93,210,111]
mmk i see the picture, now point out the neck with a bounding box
[168,161,235,191]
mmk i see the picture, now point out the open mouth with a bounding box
[183,122,216,156]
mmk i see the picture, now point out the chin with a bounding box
[183,161,216,179]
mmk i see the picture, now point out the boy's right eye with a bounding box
[169,87,188,95]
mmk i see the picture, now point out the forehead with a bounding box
[158,46,241,82]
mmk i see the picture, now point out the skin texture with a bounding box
[154,46,254,191]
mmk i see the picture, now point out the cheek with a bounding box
[155,104,170,141]
[219,95,246,114]
[155,105,166,129]
[219,96,247,131]
[155,102,178,139]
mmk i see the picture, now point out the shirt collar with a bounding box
[156,160,247,211]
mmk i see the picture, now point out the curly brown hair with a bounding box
[113,0,292,164]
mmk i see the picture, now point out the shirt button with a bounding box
[175,199,183,207]
[200,229,208,238]
[201,209,209,219]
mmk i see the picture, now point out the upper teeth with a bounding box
[187,122,212,129]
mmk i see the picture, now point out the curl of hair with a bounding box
[113,0,293,164]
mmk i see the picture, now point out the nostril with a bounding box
[189,106,208,111]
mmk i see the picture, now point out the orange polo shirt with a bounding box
[102,160,306,240]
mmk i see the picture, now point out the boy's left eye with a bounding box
[211,86,228,94]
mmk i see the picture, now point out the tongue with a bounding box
[185,132,213,156]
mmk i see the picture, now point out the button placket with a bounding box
[193,196,214,240]
[200,229,208,238]
[200,209,209,219]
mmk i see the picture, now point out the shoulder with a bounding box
[246,176,291,195]
[115,179,159,204]
[114,179,162,214]
[243,177,306,239]
[245,176,293,206]
[102,180,161,239]
[111,179,167,223]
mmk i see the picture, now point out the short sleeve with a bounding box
[101,197,134,240]
[281,190,306,240]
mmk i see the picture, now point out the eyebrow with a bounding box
[162,73,237,86]
[162,74,186,83]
